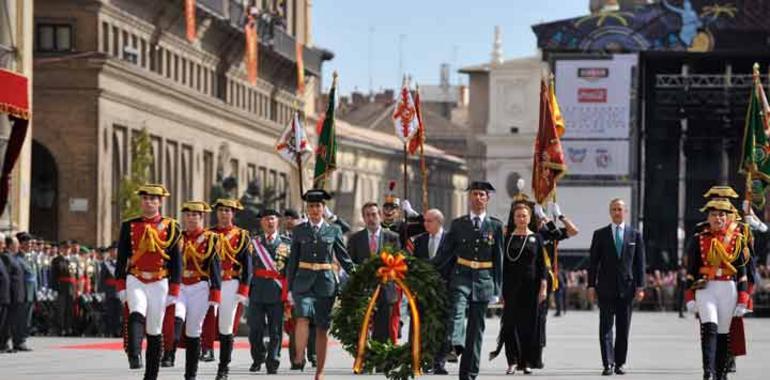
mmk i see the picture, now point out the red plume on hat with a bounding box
[384,180,400,207]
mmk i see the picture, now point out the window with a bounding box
[37,24,73,52]
[101,22,109,53]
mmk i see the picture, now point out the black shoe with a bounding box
[614,365,626,375]
[290,362,302,370]
[309,356,317,368]
[266,362,279,374]
[249,362,262,372]
[160,350,175,367]
[128,355,143,369]
[518,366,533,374]
[602,366,614,376]
[433,365,449,375]
[13,345,32,352]
[447,350,459,363]
[703,372,713,380]
[214,373,228,380]
[200,348,215,362]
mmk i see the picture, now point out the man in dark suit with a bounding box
[0,236,25,353]
[14,233,36,351]
[0,235,10,352]
[99,244,122,337]
[588,198,646,376]
[348,202,400,342]
[409,208,452,374]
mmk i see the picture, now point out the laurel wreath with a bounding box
[331,250,448,380]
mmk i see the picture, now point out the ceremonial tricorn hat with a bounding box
[212,198,244,210]
[383,180,400,208]
[259,209,282,218]
[302,189,332,203]
[467,181,496,193]
[703,186,739,200]
[699,199,736,214]
[181,201,212,213]
[135,184,171,197]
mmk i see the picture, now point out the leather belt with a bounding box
[298,262,333,271]
[456,257,493,270]
[699,267,732,281]
[130,268,168,281]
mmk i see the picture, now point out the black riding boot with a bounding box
[701,323,718,380]
[185,337,201,380]
[127,312,145,369]
[215,334,234,380]
[161,317,183,367]
[715,333,729,380]
[143,334,163,380]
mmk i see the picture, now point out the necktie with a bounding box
[614,225,623,257]
[313,225,320,235]
[473,216,481,230]
[428,235,437,258]
[369,232,378,255]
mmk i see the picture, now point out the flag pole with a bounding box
[403,142,409,223]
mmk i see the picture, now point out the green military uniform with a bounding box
[286,192,355,331]
[248,209,292,373]
[432,181,504,380]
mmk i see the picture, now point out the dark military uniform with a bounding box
[433,212,504,380]
[287,220,355,330]
[249,228,291,373]
[99,254,122,337]
[50,253,77,335]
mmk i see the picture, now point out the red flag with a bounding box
[244,14,258,85]
[408,87,425,155]
[296,41,306,94]
[532,79,567,204]
[185,0,196,42]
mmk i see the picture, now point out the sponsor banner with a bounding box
[562,140,629,176]
[555,54,637,139]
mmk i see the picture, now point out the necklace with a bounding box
[505,231,531,262]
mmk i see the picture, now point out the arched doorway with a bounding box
[30,140,58,241]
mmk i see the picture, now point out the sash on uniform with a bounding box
[253,238,288,302]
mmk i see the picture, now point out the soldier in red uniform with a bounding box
[115,184,182,380]
[209,198,253,380]
[160,201,222,380]
[684,198,751,380]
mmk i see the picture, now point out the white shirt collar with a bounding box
[265,232,279,242]
[470,211,486,223]
[310,219,325,230]
[367,226,381,237]
[431,227,444,239]
[612,222,626,231]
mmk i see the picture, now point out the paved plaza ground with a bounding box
[1,311,767,379]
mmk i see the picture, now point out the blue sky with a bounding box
[314,0,587,95]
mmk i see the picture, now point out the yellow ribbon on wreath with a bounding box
[353,252,422,376]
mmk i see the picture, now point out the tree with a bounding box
[118,128,154,220]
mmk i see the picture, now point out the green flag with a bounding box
[313,73,338,189]
[740,68,770,209]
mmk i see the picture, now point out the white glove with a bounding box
[236,294,249,305]
[323,207,337,222]
[686,300,697,314]
[489,296,500,304]
[734,303,748,317]
[402,200,419,218]
[117,290,127,303]
[287,292,294,305]
[547,201,563,219]
[745,214,768,233]
[533,204,547,220]
[166,295,177,307]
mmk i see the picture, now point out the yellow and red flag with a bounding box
[185,0,196,42]
[296,41,306,94]
[244,13,258,85]
[532,78,567,204]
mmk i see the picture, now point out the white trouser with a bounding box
[696,280,737,334]
[218,279,239,334]
[126,275,168,335]
[176,281,210,338]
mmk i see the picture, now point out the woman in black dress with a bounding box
[495,202,548,374]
